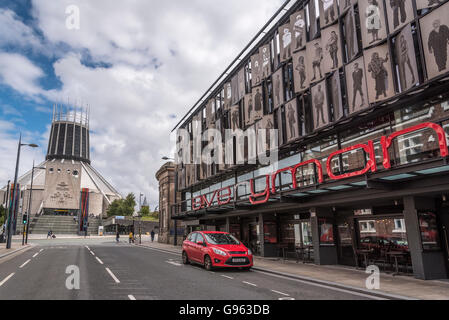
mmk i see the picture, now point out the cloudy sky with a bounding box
[0,0,285,208]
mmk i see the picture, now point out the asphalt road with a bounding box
[0,240,383,300]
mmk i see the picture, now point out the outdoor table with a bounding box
[355,249,373,268]
[386,251,409,276]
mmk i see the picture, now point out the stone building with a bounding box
[0,107,122,235]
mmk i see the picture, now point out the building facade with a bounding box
[171,0,449,280]
[156,162,183,245]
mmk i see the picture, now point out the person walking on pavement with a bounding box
[129,232,133,244]
[151,230,155,243]
[116,231,120,243]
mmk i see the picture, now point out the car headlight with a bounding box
[248,249,253,255]
[213,248,227,256]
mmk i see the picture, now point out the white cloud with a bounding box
[0,0,285,208]
[0,52,45,97]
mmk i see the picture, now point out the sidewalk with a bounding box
[137,241,449,300]
[0,242,32,259]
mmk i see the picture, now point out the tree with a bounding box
[139,206,150,217]
[106,193,137,217]
[0,205,5,225]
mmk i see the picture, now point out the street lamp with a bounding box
[6,135,38,249]
[23,161,46,245]
[162,156,174,161]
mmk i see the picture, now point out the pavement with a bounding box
[0,237,388,300]
[136,241,449,300]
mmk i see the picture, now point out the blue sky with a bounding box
[0,0,284,208]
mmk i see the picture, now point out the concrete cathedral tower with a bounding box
[0,104,122,235]
[47,105,91,164]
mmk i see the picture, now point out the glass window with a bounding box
[358,218,409,252]
[319,219,334,245]
[264,222,278,244]
[196,233,205,244]
[418,211,441,251]
[204,233,240,245]
[188,233,197,243]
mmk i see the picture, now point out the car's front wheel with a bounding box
[182,251,190,265]
[204,255,213,271]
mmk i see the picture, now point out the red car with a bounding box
[182,231,253,271]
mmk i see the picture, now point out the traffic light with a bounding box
[22,214,28,225]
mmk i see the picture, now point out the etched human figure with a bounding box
[326,31,339,69]
[366,0,382,44]
[314,85,326,128]
[293,13,306,49]
[296,55,306,89]
[346,9,356,59]
[312,42,324,81]
[368,52,390,99]
[390,0,407,30]
[232,108,239,130]
[282,28,292,60]
[428,19,449,72]
[247,96,253,123]
[261,46,270,78]
[398,34,416,85]
[352,63,365,111]
[254,88,262,113]
[275,74,281,106]
[287,104,297,139]
[321,0,336,25]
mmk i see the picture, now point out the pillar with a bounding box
[403,196,447,280]
[310,207,338,265]
[225,217,230,233]
[258,213,265,257]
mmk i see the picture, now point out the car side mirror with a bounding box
[197,241,204,246]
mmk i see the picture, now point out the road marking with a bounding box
[242,281,258,287]
[39,249,44,253]
[271,290,290,297]
[19,259,31,269]
[96,257,104,265]
[90,251,95,256]
[128,295,136,300]
[105,268,120,284]
[85,246,90,250]
[221,275,234,280]
[166,261,182,267]
[0,273,15,287]
[32,252,39,258]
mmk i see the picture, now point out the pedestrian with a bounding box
[129,232,133,244]
[47,230,52,239]
[116,231,120,243]
[151,230,155,242]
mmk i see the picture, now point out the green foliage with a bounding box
[139,206,150,217]
[0,205,5,225]
[107,193,137,217]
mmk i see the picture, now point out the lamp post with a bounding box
[6,135,38,249]
[23,161,46,245]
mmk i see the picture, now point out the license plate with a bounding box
[233,258,247,263]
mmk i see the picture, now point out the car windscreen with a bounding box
[204,233,240,245]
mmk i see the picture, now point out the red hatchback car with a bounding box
[182,231,253,271]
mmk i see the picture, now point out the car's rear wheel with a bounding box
[182,251,190,265]
[204,255,213,271]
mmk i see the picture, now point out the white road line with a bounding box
[243,281,258,287]
[0,273,15,287]
[39,249,44,253]
[96,257,104,265]
[19,259,31,269]
[128,295,136,300]
[221,275,234,280]
[85,246,90,250]
[166,261,182,267]
[32,252,39,258]
[105,268,120,284]
[271,290,290,297]
[90,251,95,256]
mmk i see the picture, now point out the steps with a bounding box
[29,215,102,236]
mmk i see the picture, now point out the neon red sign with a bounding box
[192,123,448,210]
